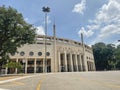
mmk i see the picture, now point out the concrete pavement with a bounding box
[41,71,120,90]
[0,71,120,90]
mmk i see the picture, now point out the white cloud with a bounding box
[80,0,120,45]
[78,27,94,37]
[87,25,100,30]
[36,26,45,35]
[113,40,120,47]
[95,0,120,42]
[95,0,120,25]
[72,0,86,15]
[78,25,98,38]
[36,16,51,35]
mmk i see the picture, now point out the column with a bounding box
[5,60,8,75]
[70,53,73,72]
[58,52,61,72]
[79,54,83,71]
[84,55,88,71]
[90,62,93,71]
[87,61,90,71]
[34,58,36,73]
[77,55,81,71]
[93,62,96,71]
[25,59,28,74]
[5,67,8,75]
[15,59,18,74]
[64,52,67,72]
[81,55,86,71]
[43,58,45,73]
[75,54,78,71]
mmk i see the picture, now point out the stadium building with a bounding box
[5,25,96,74]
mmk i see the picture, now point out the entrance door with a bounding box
[36,59,43,73]
[47,59,51,72]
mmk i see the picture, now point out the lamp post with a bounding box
[42,7,50,73]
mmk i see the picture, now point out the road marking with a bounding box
[0,81,24,86]
[36,75,46,90]
[0,88,10,90]
[0,75,36,84]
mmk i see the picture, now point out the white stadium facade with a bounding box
[5,31,96,74]
[2,24,96,74]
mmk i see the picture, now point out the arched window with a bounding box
[38,52,42,56]
[29,51,34,56]
[20,51,25,56]
[46,52,50,56]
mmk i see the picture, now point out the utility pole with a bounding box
[53,18,56,72]
[81,33,88,71]
[81,33,85,71]
[42,7,50,73]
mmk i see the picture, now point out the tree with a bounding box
[3,61,22,74]
[92,42,120,71]
[0,6,36,65]
[107,44,116,70]
[115,45,120,69]
[92,42,108,70]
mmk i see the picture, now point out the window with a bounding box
[20,51,25,56]
[28,60,34,65]
[29,51,34,56]
[87,57,88,59]
[11,53,15,56]
[38,52,42,56]
[46,52,50,56]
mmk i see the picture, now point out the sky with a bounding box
[0,0,120,46]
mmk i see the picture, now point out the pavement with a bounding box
[0,74,35,84]
[0,75,23,81]
[0,71,120,90]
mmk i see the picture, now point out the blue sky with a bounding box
[0,0,120,46]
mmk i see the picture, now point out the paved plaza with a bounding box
[0,71,120,90]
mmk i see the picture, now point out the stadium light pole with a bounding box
[42,7,50,73]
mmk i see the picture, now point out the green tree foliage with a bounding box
[115,45,120,69]
[3,61,22,74]
[4,61,22,69]
[92,42,120,71]
[0,6,36,65]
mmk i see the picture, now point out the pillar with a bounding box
[25,59,27,74]
[34,58,36,73]
[79,54,83,71]
[75,54,78,71]
[15,59,18,74]
[5,67,8,75]
[64,52,67,72]
[77,55,80,71]
[5,60,8,75]
[43,59,45,73]
[58,52,61,72]
[70,53,73,72]
[81,55,88,71]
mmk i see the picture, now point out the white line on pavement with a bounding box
[0,74,39,84]
[0,88,10,90]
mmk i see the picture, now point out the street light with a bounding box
[42,7,50,73]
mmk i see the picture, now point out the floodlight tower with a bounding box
[42,7,50,73]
